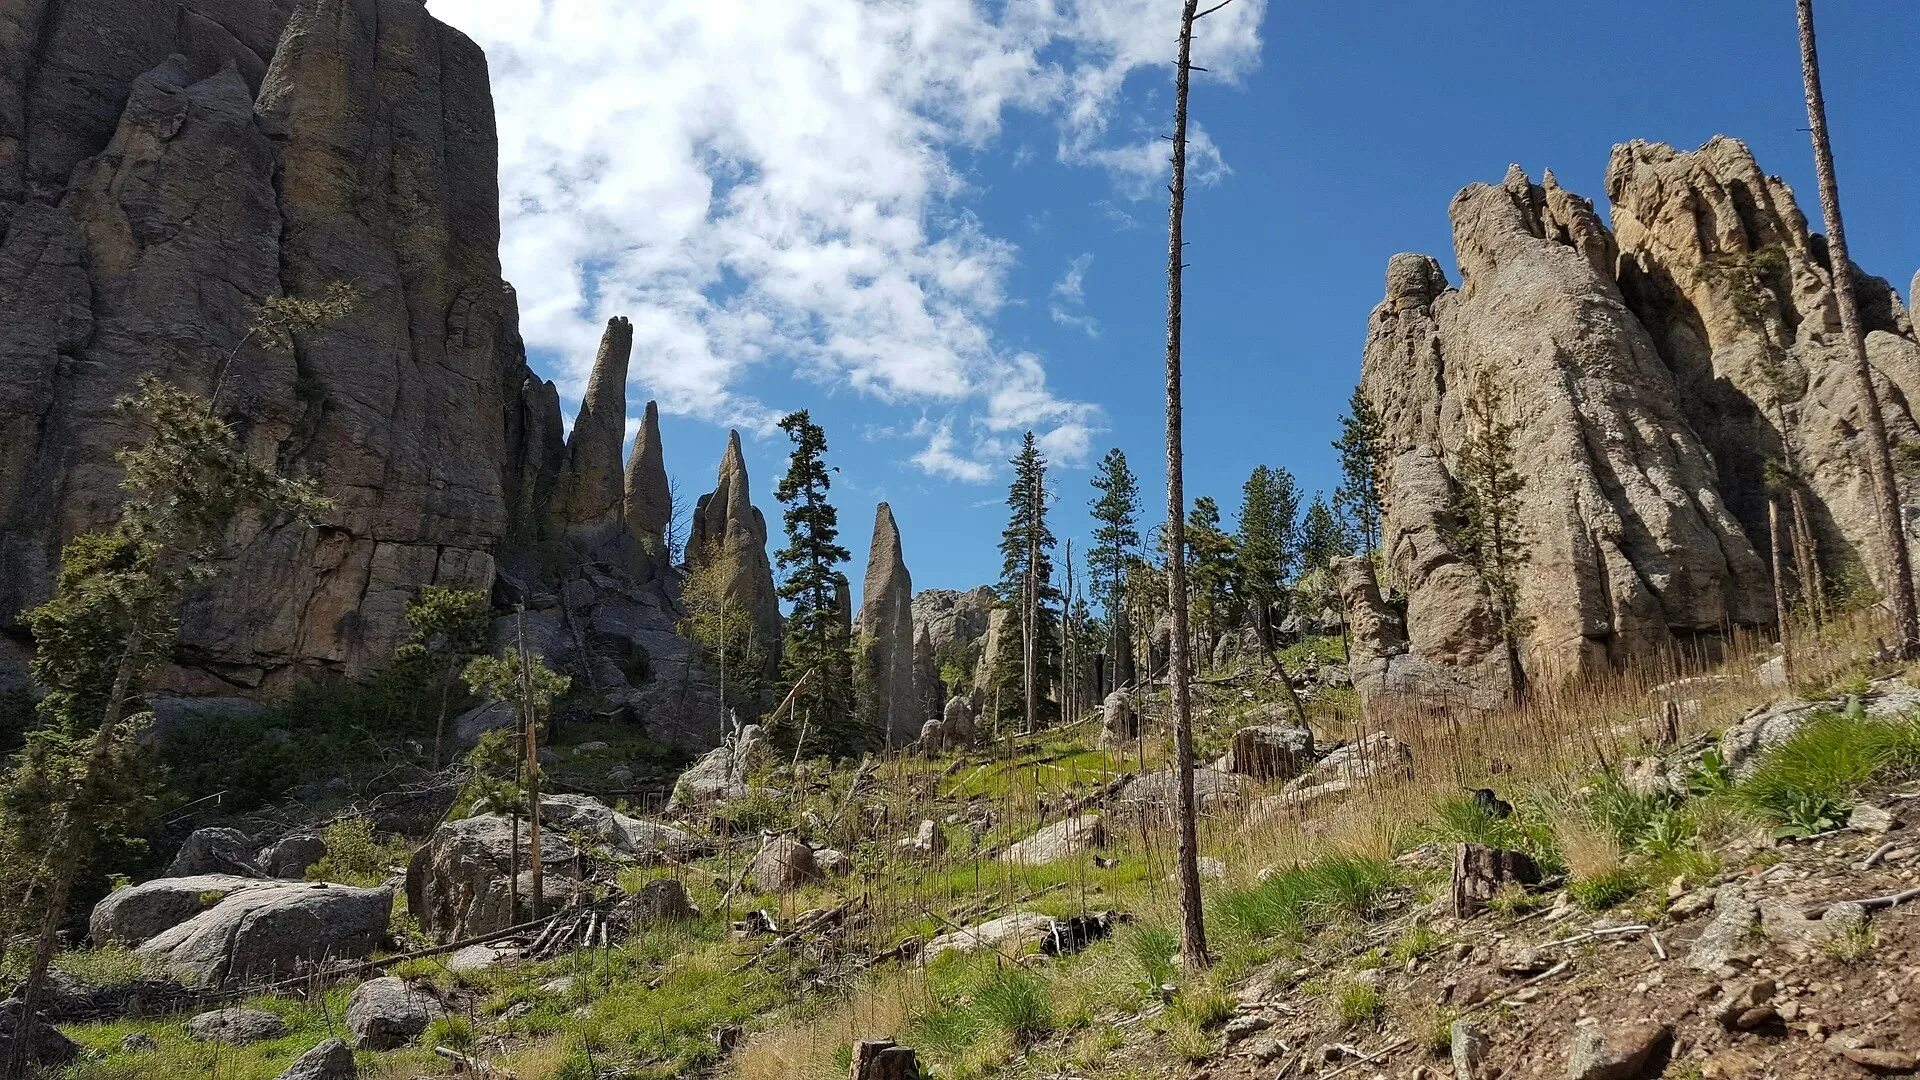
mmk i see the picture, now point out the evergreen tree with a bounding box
[1450,372,1532,699]
[1333,386,1386,556]
[1235,464,1301,647]
[997,432,1060,732]
[1300,494,1348,574]
[772,410,857,756]
[1087,447,1140,688]
[1184,496,1238,653]
[1,377,329,1063]
[395,585,493,768]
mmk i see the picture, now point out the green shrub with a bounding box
[1425,793,1565,875]
[973,969,1053,1044]
[1738,709,1883,835]
[1127,924,1180,989]
[1210,853,1395,943]
[308,818,411,886]
[1332,980,1384,1027]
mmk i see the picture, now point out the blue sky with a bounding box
[438,0,1918,607]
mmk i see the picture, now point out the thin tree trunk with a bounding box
[1796,0,1918,656]
[1790,486,1827,622]
[1024,474,1040,736]
[432,657,454,770]
[1164,0,1209,972]
[514,606,543,918]
[1769,494,1796,683]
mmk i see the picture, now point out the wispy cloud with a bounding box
[1049,253,1099,338]
[436,0,1264,478]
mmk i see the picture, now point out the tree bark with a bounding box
[1796,0,1918,656]
[514,606,544,918]
[1769,494,1796,683]
[849,1039,921,1080]
[1164,0,1209,973]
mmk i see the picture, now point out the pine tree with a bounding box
[395,586,492,769]
[998,432,1060,733]
[772,411,857,756]
[1088,447,1140,690]
[1235,464,1301,650]
[1333,386,1386,557]
[1,377,329,1071]
[1300,494,1348,574]
[1451,372,1532,699]
[1795,0,1918,657]
[1185,496,1238,656]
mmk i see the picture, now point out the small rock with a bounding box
[187,1007,287,1044]
[895,820,947,859]
[813,847,853,876]
[1713,978,1776,1030]
[1451,1018,1488,1079]
[574,741,610,753]
[1832,1043,1919,1073]
[1495,942,1551,976]
[1851,804,1899,834]
[274,1037,357,1080]
[749,836,822,891]
[446,942,519,973]
[630,878,699,921]
[259,835,328,880]
[541,976,577,996]
[120,1032,158,1053]
[1687,888,1759,973]
[1667,886,1715,921]
[1222,1014,1271,1044]
[1566,1019,1671,1080]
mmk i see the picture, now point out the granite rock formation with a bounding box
[687,431,782,678]
[855,502,917,746]
[622,400,671,555]
[547,317,632,542]
[1352,138,1920,705]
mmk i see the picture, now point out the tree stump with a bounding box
[850,1039,921,1080]
[1451,843,1540,918]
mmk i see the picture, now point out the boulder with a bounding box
[942,696,976,745]
[345,977,444,1050]
[668,725,768,810]
[1284,733,1412,792]
[1219,724,1315,781]
[274,1038,357,1080]
[1100,689,1138,744]
[1566,1019,1671,1080]
[187,1007,287,1044]
[856,503,920,747]
[923,912,1057,961]
[404,815,581,941]
[0,999,80,1070]
[749,836,822,891]
[895,820,947,860]
[538,794,692,856]
[629,878,699,922]
[1686,887,1761,974]
[167,827,261,878]
[814,848,854,876]
[136,883,392,988]
[916,717,950,755]
[912,587,995,661]
[91,874,274,947]
[446,942,519,974]
[260,835,328,880]
[452,700,517,748]
[1120,766,1249,818]
[1720,701,1816,778]
[1002,814,1106,866]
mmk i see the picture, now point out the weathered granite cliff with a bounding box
[686,431,782,680]
[1351,138,1920,707]
[0,0,731,749]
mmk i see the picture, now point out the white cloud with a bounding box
[1049,253,1099,337]
[435,0,1264,476]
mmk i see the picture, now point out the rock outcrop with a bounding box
[687,431,782,679]
[547,317,633,542]
[856,503,919,746]
[911,587,995,660]
[622,400,671,554]
[1351,144,1896,704]
[404,815,581,941]
[134,881,392,988]
[0,0,534,693]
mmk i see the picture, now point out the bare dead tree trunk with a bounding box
[1024,472,1041,736]
[515,606,544,918]
[1063,540,1075,724]
[1164,0,1210,972]
[1789,486,1827,621]
[1769,493,1796,683]
[1796,0,1918,656]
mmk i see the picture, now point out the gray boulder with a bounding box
[1720,701,1816,778]
[668,724,767,809]
[749,836,822,891]
[275,1038,356,1080]
[1566,1019,1671,1080]
[538,794,692,856]
[1218,724,1315,780]
[167,827,261,877]
[1120,766,1248,819]
[187,1007,286,1044]
[0,999,80,1070]
[405,815,581,941]
[1100,690,1138,744]
[1001,814,1106,866]
[260,835,328,880]
[924,912,1056,961]
[630,878,699,922]
[345,977,444,1050]
[452,700,517,747]
[91,874,272,947]
[137,883,392,988]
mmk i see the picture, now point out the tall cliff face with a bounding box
[1354,138,1920,707]
[0,0,546,694]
